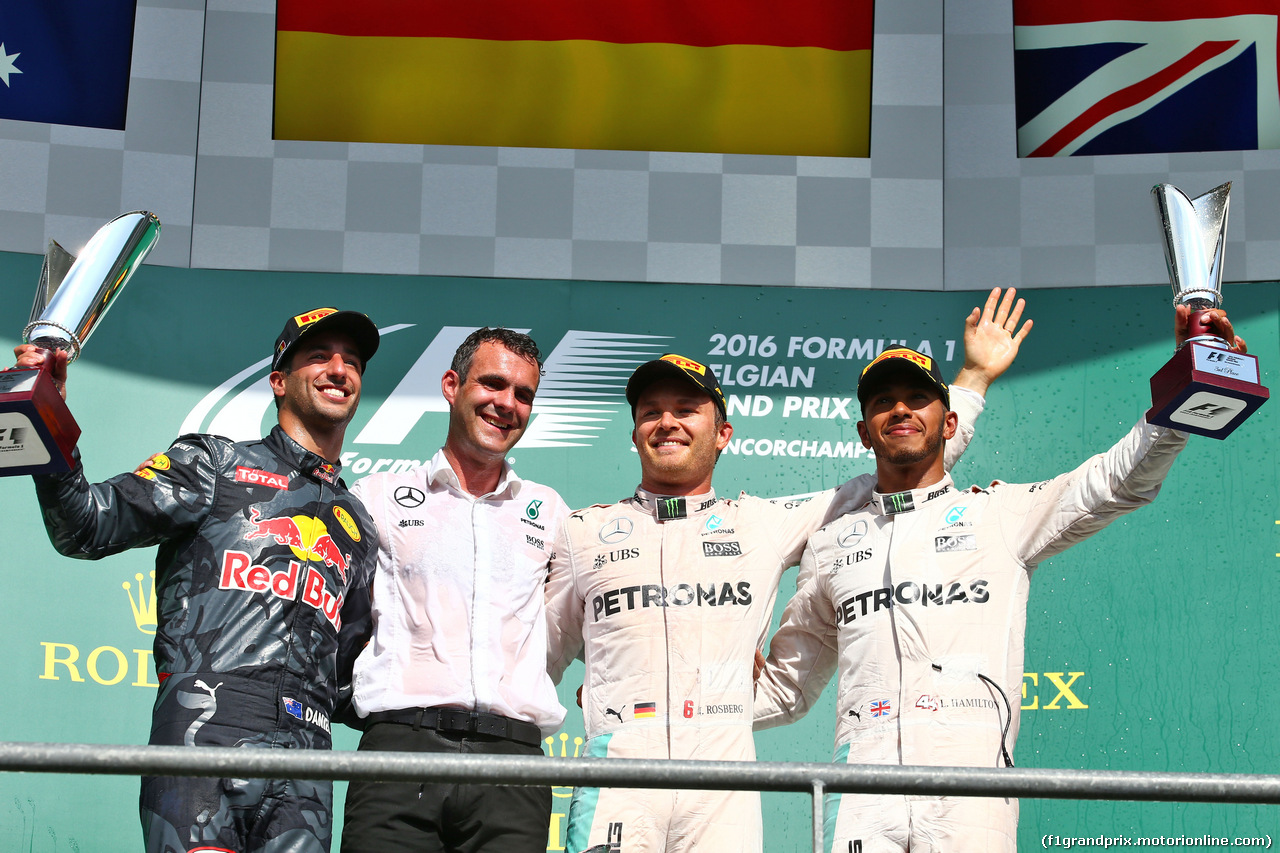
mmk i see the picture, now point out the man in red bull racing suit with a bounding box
[17,307,381,853]
[544,290,1033,853]
[753,306,1244,853]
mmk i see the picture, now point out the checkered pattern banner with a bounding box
[0,0,1278,289]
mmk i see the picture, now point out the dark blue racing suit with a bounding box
[35,426,376,853]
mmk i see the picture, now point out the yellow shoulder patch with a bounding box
[132,453,170,478]
[333,505,360,541]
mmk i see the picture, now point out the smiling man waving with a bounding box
[754,302,1245,853]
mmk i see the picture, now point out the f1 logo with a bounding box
[0,426,27,447]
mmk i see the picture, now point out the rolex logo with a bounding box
[543,731,585,849]
[543,731,584,760]
[40,571,160,688]
[123,571,158,635]
[544,732,584,800]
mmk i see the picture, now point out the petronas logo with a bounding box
[526,499,542,520]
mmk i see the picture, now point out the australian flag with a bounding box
[283,697,303,720]
[0,0,137,130]
[1014,0,1280,156]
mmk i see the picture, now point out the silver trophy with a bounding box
[1147,183,1267,438]
[0,212,161,474]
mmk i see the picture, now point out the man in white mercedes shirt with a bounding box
[546,290,1033,853]
[753,304,1244,853]
[341,327,568,853]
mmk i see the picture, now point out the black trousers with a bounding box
[340,722,551,853]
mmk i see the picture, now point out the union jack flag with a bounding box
[1014,0,1280,156]
[870,699,891,717]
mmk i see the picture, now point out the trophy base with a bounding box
[0,363,80,475]
[1147,341,1269,439]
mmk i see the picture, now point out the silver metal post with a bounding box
[812,778,825,853]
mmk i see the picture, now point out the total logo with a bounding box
[181,325,672,476]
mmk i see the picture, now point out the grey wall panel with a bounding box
[0,0,1275,290]
[0,0,202,268]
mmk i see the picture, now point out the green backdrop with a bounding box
[0,249,1275,851]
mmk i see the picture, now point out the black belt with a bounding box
[364,707,543,747]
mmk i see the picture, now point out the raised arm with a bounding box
[1012,308,1242,567]
[951,287,1033,397]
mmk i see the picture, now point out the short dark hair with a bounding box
[450,328,544,381]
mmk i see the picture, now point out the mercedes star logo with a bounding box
[598,517,634,544]
[393,486,426,508]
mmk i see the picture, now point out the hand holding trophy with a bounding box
[1147,183,1268,438]
[0,212,161,475]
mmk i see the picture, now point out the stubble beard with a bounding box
[881,421,945,467]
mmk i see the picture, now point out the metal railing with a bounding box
[3,742,1279,852]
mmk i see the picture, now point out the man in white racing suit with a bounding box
[545,290,1033,853]
[753,305,1245,853]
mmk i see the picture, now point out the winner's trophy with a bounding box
[0,212,161,475]
[1147,183,1267,438]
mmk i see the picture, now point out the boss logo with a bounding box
[702,541,742,557]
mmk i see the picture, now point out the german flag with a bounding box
[274,0,872,157]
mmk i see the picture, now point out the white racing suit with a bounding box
[544,391,984,853]
[754,417,1188,853]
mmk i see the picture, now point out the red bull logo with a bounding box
[220,551,345,629]
[247,507,305,548]
[310,535,349,582]
[246,508,350,581]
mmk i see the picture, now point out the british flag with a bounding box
[870,699,891,718]
[1014,0,1280,156]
